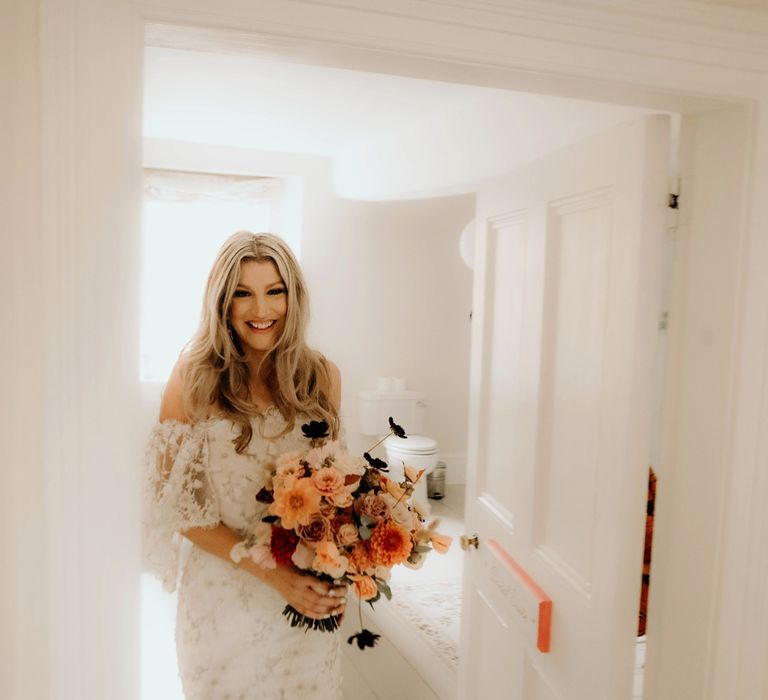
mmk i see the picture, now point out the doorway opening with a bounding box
[141,44,664,700]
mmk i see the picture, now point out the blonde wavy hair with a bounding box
[182,231,338,452]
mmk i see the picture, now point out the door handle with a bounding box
[460,533,480,551]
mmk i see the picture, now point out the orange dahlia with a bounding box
[270,477,322,530]
[348,541,374,573]
[368,520,412,567]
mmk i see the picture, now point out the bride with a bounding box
[143,231,347,699]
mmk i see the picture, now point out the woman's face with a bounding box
[229,259,288,360]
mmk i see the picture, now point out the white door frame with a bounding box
[14,1,768,698]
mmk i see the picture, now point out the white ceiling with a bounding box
[144,47,656,199]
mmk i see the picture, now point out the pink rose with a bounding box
[355,492,390,523]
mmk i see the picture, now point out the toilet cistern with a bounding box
[358,386,440,512]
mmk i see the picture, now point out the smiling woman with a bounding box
[143,231,346,700]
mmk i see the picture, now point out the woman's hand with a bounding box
[266,566,348,620]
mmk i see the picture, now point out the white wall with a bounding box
[1,2,47,698]
[300,175,475,480]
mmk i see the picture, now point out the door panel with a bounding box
[459,115,669,700]
[480,212,528,528]
[535,188,614,593]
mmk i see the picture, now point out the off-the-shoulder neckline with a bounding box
[156,404,284,429]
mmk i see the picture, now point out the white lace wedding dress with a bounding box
[143,408,342,700]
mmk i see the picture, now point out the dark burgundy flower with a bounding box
[363,452,389,471]
[388,417,407,438]
[255,486,274,504]
[301,420,330,439]
[270,526,299,566]
[347,628,381,650]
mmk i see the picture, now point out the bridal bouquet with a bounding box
[242,417,452,649]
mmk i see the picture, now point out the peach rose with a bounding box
[311,466,346,497]
[337,522,360,546]
[331,490,354,508]
[349,574,378,601]
[312,540,349,579]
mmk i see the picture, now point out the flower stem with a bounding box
[358,592,363,630]
[365,432,391,454]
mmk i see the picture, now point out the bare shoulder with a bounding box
[159,358,191,423]
[325,358,342,412]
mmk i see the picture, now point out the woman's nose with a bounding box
[248,294,266,317]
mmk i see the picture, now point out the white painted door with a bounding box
[458,116,669,700]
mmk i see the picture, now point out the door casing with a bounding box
[20,2,768,698]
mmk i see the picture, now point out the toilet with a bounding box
[358,388,439,511]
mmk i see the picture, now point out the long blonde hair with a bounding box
[182,231,338,452]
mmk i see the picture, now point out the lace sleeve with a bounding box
[142,420,220,592]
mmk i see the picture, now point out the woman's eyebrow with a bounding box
[235,281,284,290]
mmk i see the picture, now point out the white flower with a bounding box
[381,492,417,531]
[291,541,315,570]
[253,521,272,546]
[250,544,276,569]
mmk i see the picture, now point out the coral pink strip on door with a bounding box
[487,538,553,653]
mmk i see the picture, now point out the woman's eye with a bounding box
[268,288,287,296]
[233,289,250,297]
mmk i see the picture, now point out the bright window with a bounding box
[140,171,281,382]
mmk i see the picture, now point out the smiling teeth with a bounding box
[248,321,274,329]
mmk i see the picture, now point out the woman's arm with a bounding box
[181,522,346,619]
[158,359,346,620]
